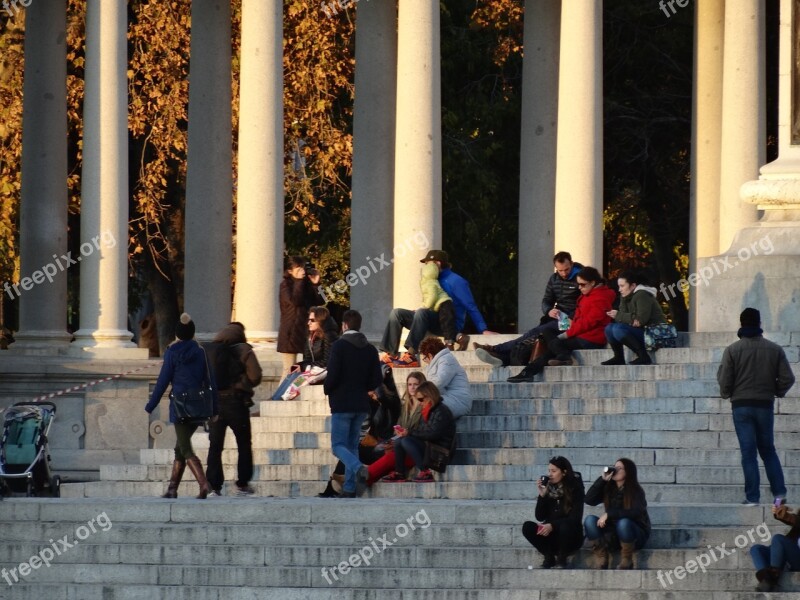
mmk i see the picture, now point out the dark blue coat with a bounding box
[323,331,382,414]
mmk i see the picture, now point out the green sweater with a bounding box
[614,286,666,327]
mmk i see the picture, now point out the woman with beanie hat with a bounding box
[145,313,218,499]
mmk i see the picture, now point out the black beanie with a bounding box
[175,312,195,340]
[740,308,761,328]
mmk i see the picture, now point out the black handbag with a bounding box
[169,346,215,424]
[423,440,453,473]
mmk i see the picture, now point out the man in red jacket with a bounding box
[508,266,615,383]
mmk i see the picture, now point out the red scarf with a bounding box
[421,401,433,421]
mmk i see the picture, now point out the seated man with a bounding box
[379,249,492,368]
[474,251,582,367]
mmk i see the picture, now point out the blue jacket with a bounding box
[145,339,217,423]
[439,268,488,333]
[323,330,383,414]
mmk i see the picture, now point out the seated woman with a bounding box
[381,381,456,483]
[602,270,667,366]
[509,266,616,382]
[418,336,471,419]
[271,306,338,400]
[521,456,585,568]
[749,502,800,592]
[584,458,651,569]
[366,371,425,485]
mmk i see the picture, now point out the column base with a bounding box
[8,330,74,355]
[70,329,147,358]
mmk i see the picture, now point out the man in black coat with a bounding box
[323,309,383,497]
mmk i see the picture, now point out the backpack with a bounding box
[202,342,246,391]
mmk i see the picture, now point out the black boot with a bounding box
[622,334,651,365]
[541,553,556,569]
[162,459,185,498]
[507,362,543,383]
[601,340,626,365]
[317,478,338,498]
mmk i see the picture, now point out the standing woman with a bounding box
[602,270,667,365]
[278,256,324,375]
[584,458,651,569]
[522,456,585,568]
[145,313,217,499]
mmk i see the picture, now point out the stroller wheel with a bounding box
[50,475,61,498]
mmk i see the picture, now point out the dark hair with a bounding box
[549,455,579,515]
[309,306,330,325]
[418,336,446,358]
[284,255,305,273]
[576,266,604,285]
[341,309,362,331]
[616,270,640,286]
[415,381,442,406]
[604,457,644,510]
[553,251,573,264]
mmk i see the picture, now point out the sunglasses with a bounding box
[307,318,316,323]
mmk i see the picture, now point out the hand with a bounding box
[557,332,567,339]
[607,310,618,319]
[597,513,608,528]
[209,415,220,423]
[548,309,560,319]
[307,271,320,285]
[632,318,641,328]
[537,523,553,537]
[482,330,500,335]
[537,479,547,497]
[602,470,613,482]
[290,365,301,373]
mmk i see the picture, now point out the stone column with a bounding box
[14,0,71,349]
[518,0,560,331]
[184,0,232,339]
[350,0,397,338]
[553,0,603,268]
[718,0,764,251]
[233,0,283,342]
[72,0,135,350]
[688,0,724,331]
[392,0,441,309]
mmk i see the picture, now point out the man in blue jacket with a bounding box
[323,310,383,497]
[379,249,492,367]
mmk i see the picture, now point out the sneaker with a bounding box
[412,469,435,483]
[392,352,419,368]
[476,347,503,368]
[741,499,758,507]
[381,471,408,483]
[235,485,255,497]
[455,333,470,351]
[378,352,396,365]
[208,490,221,498]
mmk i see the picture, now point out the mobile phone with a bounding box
[774,497,786,508]
[537,524,547,535]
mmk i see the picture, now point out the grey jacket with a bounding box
[717,335,795,408]
[425,348,472,419]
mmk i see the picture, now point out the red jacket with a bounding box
[565,284,616,345]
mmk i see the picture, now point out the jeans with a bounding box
[584,515,648,550]
[732,405,786,502]
[493,320,559,365]
[750,534,800,570]
[605,322,644,345]
[271,371,302,400]
[394,436,426,473]
[380,308,443,354]
[206,394,253,490]
[330,412,368,493]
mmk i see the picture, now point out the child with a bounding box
[420,261,457,349]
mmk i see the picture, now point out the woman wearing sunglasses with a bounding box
[381,381,456,483]
[522,456,585,568]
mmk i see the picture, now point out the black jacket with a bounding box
[301,327,338,370]
[535,475,585,532]
[585,476,651,537]
[277,276,324,354]
[323,331,383,414]
[409,402,456,449]
[541,262,583,317]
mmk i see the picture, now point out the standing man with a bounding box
[324,309,383,497]
[380,249,493,367]
[204,322,262,497]
[718,308,795,506]
[474,251,583,367]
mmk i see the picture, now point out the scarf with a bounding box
[737,326,763,339]
[421,401,433,422]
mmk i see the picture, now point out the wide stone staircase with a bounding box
[1,332,800,598]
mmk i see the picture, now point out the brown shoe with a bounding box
[455,333,470,351]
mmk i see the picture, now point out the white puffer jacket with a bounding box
[425,347,472,419]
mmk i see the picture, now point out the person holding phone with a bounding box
[584,458,651,569]
[749,499,800,592]
[521,456,585,568]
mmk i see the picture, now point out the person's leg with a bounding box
[615,518,647,549]
[438,301,457,344]
[271,371,302,400]
[331,412,365,493]
[732,406,761,503]
[380,308,414,354]
[603,323,627,365]
[205,407,229,492]
[406,308,442,353]
[521,521,558,566]
[583,515,601,541]
[393,438,410,475]
[280,353,297,376]
[401,436,427,470]
[174,422,198,460]
[228,400,254,489]
[620,326,650,365]
[753,406,787,500]
[583,515,608,569]
[750,544,770,571]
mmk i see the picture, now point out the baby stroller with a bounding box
[0,402,60,497]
